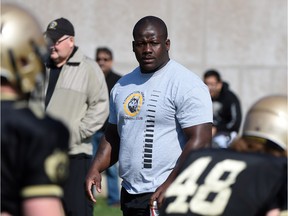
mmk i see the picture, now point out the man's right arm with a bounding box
[85,123,120,202]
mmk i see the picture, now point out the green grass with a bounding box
[93,196,122,216]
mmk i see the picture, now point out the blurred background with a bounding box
[4,0,287,129]
[2,1,287,214]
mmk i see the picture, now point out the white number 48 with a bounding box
[165,157,246,215]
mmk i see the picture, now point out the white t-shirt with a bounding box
[109,60,212,194]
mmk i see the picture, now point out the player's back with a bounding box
[161,148,287,216]
[1,100,69,215]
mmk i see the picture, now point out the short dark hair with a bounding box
[96,47,113,60]
[203,69,222,82]
[132,16,168,40]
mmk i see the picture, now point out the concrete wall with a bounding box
[4,0,287,124]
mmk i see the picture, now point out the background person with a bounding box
[203,69,242,148]
[92,47,121,206]
[39,17,109,216]
[1,3,69,216]
[86,16,212,216]
[160,95,287,216]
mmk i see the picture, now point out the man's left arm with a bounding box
[150,123,212,208]
[150,81,213,207]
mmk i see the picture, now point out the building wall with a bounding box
[4,0,287,122]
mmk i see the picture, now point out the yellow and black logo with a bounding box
[45,149,69,183]
[123,91,144,117]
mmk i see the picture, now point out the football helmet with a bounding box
[0,3,48,93]
[243,95,288,150]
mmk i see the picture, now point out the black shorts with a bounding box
[121,187,153,216]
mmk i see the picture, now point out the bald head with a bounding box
[133,16,168,40]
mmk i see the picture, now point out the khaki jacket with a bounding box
[43,48,109,155]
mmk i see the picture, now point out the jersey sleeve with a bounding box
[21,117,69,199]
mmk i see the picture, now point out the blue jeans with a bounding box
[92,131,120,205]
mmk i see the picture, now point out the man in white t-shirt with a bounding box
[86,15,213,216]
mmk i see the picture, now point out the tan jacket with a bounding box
[43,48,109,155]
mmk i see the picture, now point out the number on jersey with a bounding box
[165,157,246,215]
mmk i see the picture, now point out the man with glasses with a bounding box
[40,17,109,216]
[93,47,121,207]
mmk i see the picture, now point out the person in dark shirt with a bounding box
[92,47,122,206]
[1,3,69,216]
[94,47,122,136]
[204,69,242,148]
[160,95,287,216]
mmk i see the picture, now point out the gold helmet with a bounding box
[0,3,48,93]
[243,95,288,150]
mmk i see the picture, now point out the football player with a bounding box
[160,95,287,216]
[1,3,70,216]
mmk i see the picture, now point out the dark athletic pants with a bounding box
[63,154,93,216]
[121,187,153,216]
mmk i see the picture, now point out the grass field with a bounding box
[93,196,122,216]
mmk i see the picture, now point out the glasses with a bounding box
[205,81,218,86]
[96,57,111,62]
[54,36,70,46]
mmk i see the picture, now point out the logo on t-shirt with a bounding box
[123,91,144,117]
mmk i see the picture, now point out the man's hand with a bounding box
[150,181,171,209]
[85,170,102,203]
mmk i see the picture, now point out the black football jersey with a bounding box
[1,100,70,215]
[160,148,287,216]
